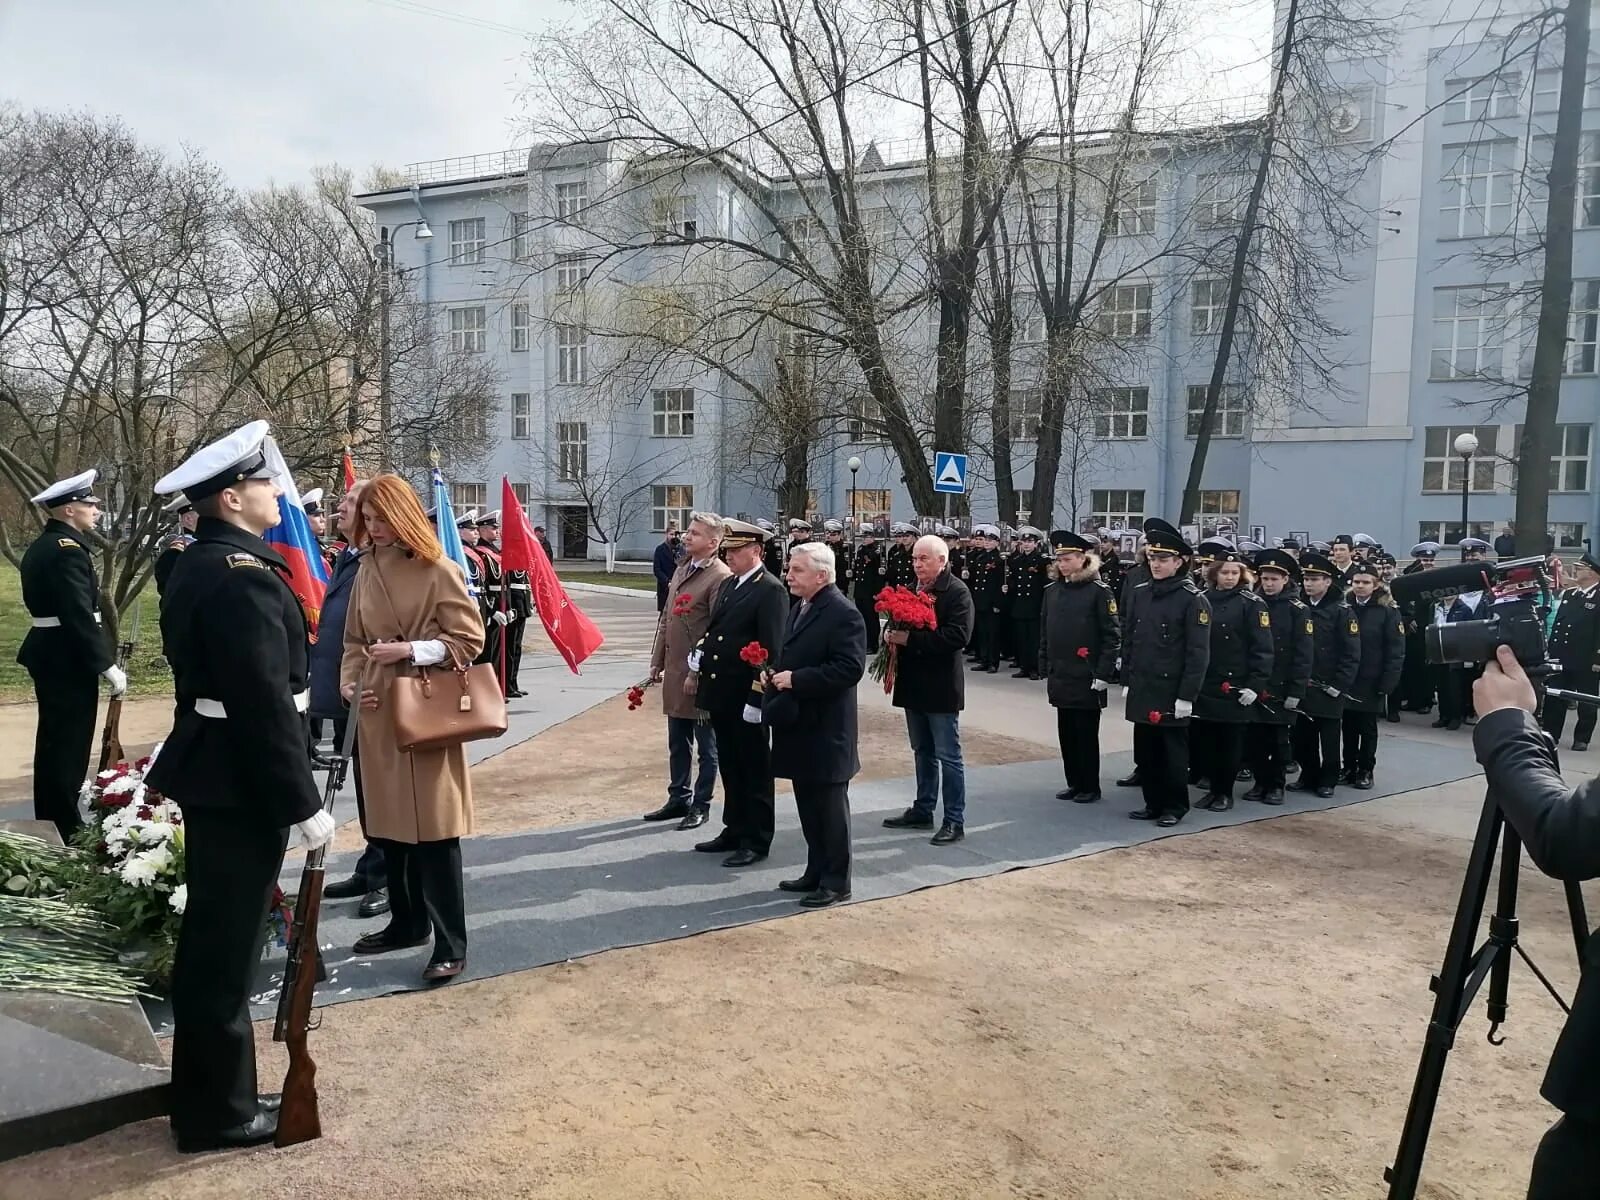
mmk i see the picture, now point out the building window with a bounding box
[557,422,588,481]
[852,488,891,523]
[1013,489,1033,524]
[1513,422,1591,492]
[1418,520,1496,546]
[1578,133,1600,229]
[1422,425,1500,492]
[1445,73,1519,123]
[1196,490,1240,524]
[652,484,694,532]
[652,388,695,437]
[451,482,486,510]
[1195,174,1249,228]
[1093,387,1149,439]
[848,395,888,443]
[1113,179,1157,236]
[1430,286,1504,380]
[1097,284,1152,338]
[1186,384,1247,438]
[780,215,824,261]
[511,211,531,260]
[555,180,588,222]
[556,325,587,384]
[1010,390,1043,441]
[511,302,530,352]
[1019,306,1046,344]
[1091,489,1145,530]
[510,482,533,508]
[1191,278,1228,335]
[1551,522,1589,550]
[449,306,487,353]
[652,194,698,240]
[448,218,486,265]
[1534,64,1600,113]
[511,392,531,440]
[1440,141,1517,238]
[1569,279,1599,373]
[555,252,588,293]
[462,399,488,440]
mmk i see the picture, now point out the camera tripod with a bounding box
[1385,707,1596,1199]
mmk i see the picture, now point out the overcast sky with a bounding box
[1,0,1271,191]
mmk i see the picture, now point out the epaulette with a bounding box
[226,553,266,570]
[1182,579,1201,593]
[57,537,79,549]
[1290,598,1308,609]
[1133,580,1151,590]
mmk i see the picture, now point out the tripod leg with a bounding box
[1484,824,1522,1044]
[1564,881,1591,960]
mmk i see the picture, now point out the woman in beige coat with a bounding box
[341,474,485,981]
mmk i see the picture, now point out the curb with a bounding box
[563,581,657,599]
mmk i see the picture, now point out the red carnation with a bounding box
[1220,681,1232,694]
[1076,646,1090,659]
[739,641,769,668]
[672,592,693,616]
[626,684,646,711]
[1148,710,1163,724]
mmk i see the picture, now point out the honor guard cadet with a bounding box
[852,524,887,652]
[759,519,783,577]
[1244,549,1313,806]
[1288,551,1361,797]
[1340,559,1405,789]
[1007,527,1049,680]
[1328,535,1357,592]
[1040,530,1120,802]
[1191,538,1274,812]
[688,519,789,865]
[784,517,813,583]
[1096,528,1127,597]
[939,523,964,580]
[18,469,122,838]
[480,511,532,697]
[1121,519,1210,826]
[885,522,918,589]
[966,524,1006,673]
[154,493,199,598]
[301,488,336,576]
[1543,548,1600,750]
[474,511,508,690]
[146,421,334,1153]
[1431,538,1490,729]
[822,519,851,594]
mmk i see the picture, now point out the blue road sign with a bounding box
[933,452,969,494]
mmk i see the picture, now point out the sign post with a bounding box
[933,451,968,525]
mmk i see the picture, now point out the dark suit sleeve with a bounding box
[748,578,789,708]
[1096,588,1120,680]
[1474,708,1600,881]
[1379,606,1405,696]
[205,566,321,828]
[57,544,114,673]
[907,581,974,657]
[1334,606,1361,691]
[1178,592,1211,702]
[1290,609,1314,701]
[791,603,867,699]
[1245,598,1274,694]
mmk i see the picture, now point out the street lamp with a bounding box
[377,219,434,470]
[847,455,862,530]
[1453,431,1479,544]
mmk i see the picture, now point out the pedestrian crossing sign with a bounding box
[933,452,969,494]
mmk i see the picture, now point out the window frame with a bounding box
[449,305,488,353]
[1185,384,1247,438]
[651,388,696,437]
[557,421,588,481]
[555,180,588,223]
[1097,283,1152,339]
[510,302,530,353]
[1090,488,1146,530]
[1439,140,1518,239]
[1093,386,1150,440]
[511,392,532,440]
[555,324,588,384]
[1009,389,1043,442]
[1421,425,1500,493]
[448,217,486,266]
[651,484,694,533]
[1430,286,1505,381]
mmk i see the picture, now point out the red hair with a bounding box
[349,474,442,562]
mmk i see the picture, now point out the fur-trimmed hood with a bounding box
[1048,552,1101,583]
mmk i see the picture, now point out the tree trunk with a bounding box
[1027,340,1072,530]
[1518,0,1590,558]
[990,317,1017,526]
[780,438,810,518]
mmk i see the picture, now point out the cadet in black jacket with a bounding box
[1120,519,1211,826]
[688,519,790,866]
[1039,530,1120,802]
[1394,542,1440,714]
[852,526,888,652]
[147,421,334,1153]
[885,523,918,589]
[1472,645,1600,1196]
[1288,552,1362,797]
[1340,561,1405,789]
[152,495,199,599]
[1244,550,1313,805]
[1007,527,1049,680]
[1192,542,1274,812]
[17,469,122,839]
[966,524,1007,672]
[1543,551,1600,750]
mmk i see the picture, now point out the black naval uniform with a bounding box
[967,547,1006,671]
[476,541,505,683]
[1292,593,1361,791]
[1246,589,1314,797]
[17,519,114,839]
[1394,563,1436,713]
[1433,591,1486,728]
[154,531,196,598]
[1008,547,1048,679]
[1341,591,1405,782]
[696,564,789,855]
[762,536,784,579]
[1545,583,1600,747]
[826,536,852,596]
[144,517,322,1142]
[1191,584,1274,805]
[499,547,533,696]
[1040,563,1120,798]
[885,540,916,590]
[1121,575,1211,819]
[853,541,887,652]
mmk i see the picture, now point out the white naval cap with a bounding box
[30,468,102,508]
[300,487,325,514]
[456,508,479,528]
[155,420,275,501]
[1410,541,1441,557]
[162,493,194,515]
[1353,532,1379,548]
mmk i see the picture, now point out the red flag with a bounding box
[341,448,357,493]
[500,478,604,673]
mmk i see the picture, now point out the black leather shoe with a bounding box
[799,887,851,908]
[778,876,819,893]
[1055,789,1074,800]
[1315,785,1335,798]
[1236,767,1253,782]
[1011,669,1031,678]
[257,1094,282,1113]
[677,805,710,831]
[323,875,368,900]
[643,801,691,822]
[1263,788,1286,806]
[722,848,767,867]
[176,1110,279,1154]
[1285,761,1300,775]
[694,833,738,852]
[1155,812,1183,827]
[984,666,1000,673]
[1072,791,1102,804]
[1116,771,1141,788]
[353,928,429,955]
[357,889,390,919]
[1241,787,1266,803]
[422,958,465,982]
[931,822,964,845]
[1431,717,1450,728]
[883,809,935,829]
[1574,741,1590,752]
[1386,712,1402,723]
[1128,808,1158,820]
[1445,720,1462,731]
[1351,771,1374,790]
[1201,793,1233,812]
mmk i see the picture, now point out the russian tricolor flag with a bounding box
[260,436,329,636]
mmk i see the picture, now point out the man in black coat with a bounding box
[153,494,199,599]
[1472,645,1600,1196]
[147,421,335,1153]
[1040,530,1120,803]
[885,522,918,589]
[1395,542,1440,715]
[653,524,682,612]
[1340,562,1405,789]
[765,542,867,908]
[1544,551,1600,751]
[1289,552,1362,798]
[1245,549,1313,805]
[687,519,789,866]
[852,526,888,652]
[966,524,1006,672]
[883,535,976,843]
[1007,527,1049,679]
[17,469,123,839]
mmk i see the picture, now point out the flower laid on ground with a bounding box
[672,592,694,617]
[739,641,769,668]
[868,585,938,691]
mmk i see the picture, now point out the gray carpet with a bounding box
[139,733,1479,1033]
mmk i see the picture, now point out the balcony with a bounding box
[406,149,530,186]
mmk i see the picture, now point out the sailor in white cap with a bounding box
[300,487,326,537]
[153,492,198,598]
[17,468,121,838]
[142,420,334,1153]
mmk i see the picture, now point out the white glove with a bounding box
[687,649,703,672]
[1173,699,1193,720]
[1323,684,1342,698]
[492,610,511,626]
[288,810,336,851]
[1090,678,1109,693]
[1120,685,1130,700]
[102,664,127,697]
[1236,687,1258,707]
[741,703,762,724]
[1285,696,1300,711]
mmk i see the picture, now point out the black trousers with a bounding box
[1292,713,1342,787]
[373,836,467,962]
[29,668,98,840]
[1400,631,1433,709]
[1133,723,1189,816]
[1542,671,1599,745]
[710,713,775,854]
[480,618,504,688]
[855,595,880,653]
[1434,665,1476,723]
[1194,720,1246,797]
[974,609,1001,668]
[1528,1114,1600,1199]
[1012,615,1040,675]
[169,810,288,1135]
[793,779,851,891]
[1340,710,1380,773]
[1245,722,1292,790]
[1056,706,1103,794]
[332,718,385,887]
[505,612,527,690]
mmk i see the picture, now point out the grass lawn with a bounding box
[0,563,169,702]
[559,570,656,591]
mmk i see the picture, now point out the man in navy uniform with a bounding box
[154,493,200,598]
[1288,551,1361,797]
[1544,549,1600,751]
[822,518,852,596]
[18,469,124,838]
[885,521,918,589]
[474,512,510,692]
[1341,559,1405,789]
[1244,548,1312,805]
[1007,527,1049,680]
[852,524,887,652]
[148,421,335,1152]
[966,524,1006,673]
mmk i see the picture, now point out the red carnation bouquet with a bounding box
[672,592,693,617]
[626,679,655,712]
[869,585,938,693]
[739,640,769,669]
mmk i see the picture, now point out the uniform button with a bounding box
[709,673,716,679]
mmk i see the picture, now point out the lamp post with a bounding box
[377,219,434,470]
[1453,432,1479,544]
[847,455,862,530]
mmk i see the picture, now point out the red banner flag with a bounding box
[500,478,604,673]
[341,448,357,493]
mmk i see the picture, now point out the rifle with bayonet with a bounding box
[97,639,135,772]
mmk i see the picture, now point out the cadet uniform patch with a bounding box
[1107,599,1118,615]
[1259,610,1270,627]
[1305,620,1315,635]
[1198,610,1210,625]
[226,553,266,570]
[57,538,78,549]
[1348,619,1360,635]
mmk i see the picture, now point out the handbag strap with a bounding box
[366,554,465,673]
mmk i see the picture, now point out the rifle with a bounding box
[96,640,135,772]
[272,714,356,1148]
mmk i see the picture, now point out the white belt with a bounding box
[195,690,310,719]
[31,614,101,628]
[507,583,530,590]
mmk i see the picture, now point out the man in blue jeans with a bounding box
[883,535,976,844]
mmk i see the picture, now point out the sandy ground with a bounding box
[0,697,173,803]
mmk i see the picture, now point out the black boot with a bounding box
[1116,770,1141,788]
[1241,785,1266,802]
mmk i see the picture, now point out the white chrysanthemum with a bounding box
[168,884,187,915]
[102,775,140,796]
[119,854,159,887]
[138,842,176,879]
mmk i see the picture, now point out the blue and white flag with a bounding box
[431,467,474,594]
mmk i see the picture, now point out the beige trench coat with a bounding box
[341,545,486,843]
[649,556,732,719]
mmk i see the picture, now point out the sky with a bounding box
[0,0,1272,192]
